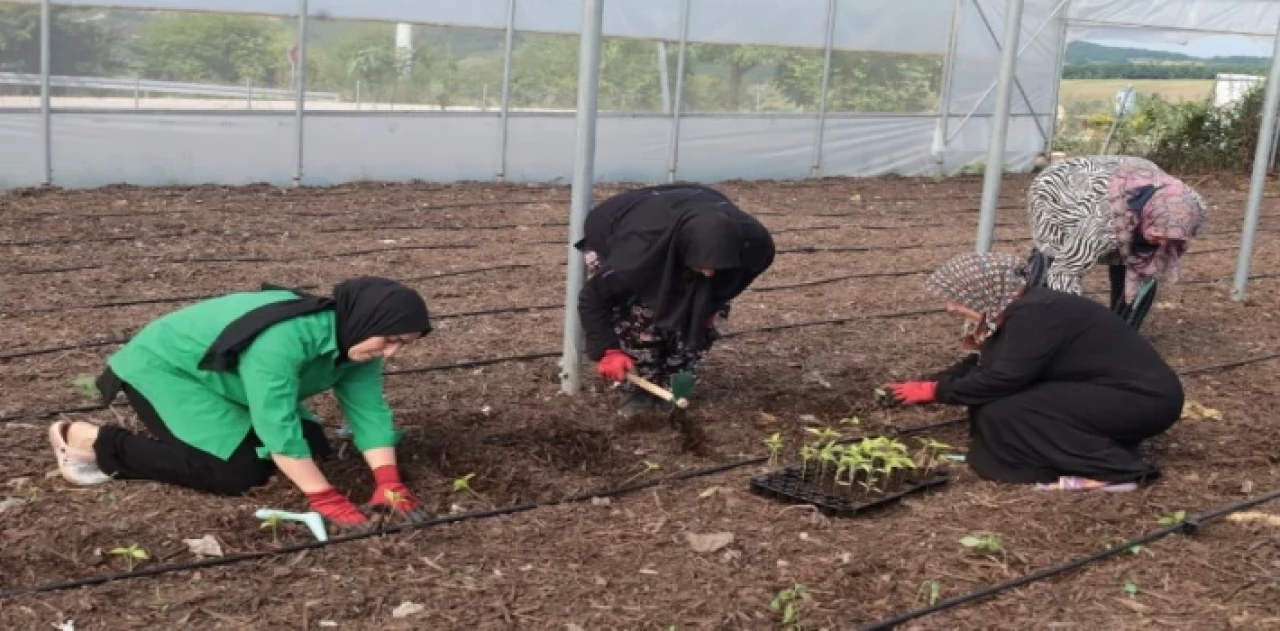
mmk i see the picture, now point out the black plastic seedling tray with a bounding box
[749,466,952,517]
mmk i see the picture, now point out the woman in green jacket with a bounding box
[47,276,432,531]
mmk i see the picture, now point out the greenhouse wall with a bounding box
[0,0,1067,189]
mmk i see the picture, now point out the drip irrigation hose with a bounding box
[0,416,967,600]
[858,487,1280,631]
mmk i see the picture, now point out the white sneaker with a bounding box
[48,421,112,486]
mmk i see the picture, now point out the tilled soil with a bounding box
[0,174,1278,630]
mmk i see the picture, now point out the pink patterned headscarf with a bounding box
[927,252,1028,347]
[1107,159,1206,302]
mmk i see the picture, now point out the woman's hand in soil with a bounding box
[886,381,938,405]
[306,487,372,531]
[367,465,431,523]
[597,349,635,382]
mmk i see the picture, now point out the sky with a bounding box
[1085,34,1273,58]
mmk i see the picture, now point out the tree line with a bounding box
[1064,63,1267,80]
[0,6,943,113]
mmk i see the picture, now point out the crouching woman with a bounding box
[48,277,432,531]
[884,253,1184,491]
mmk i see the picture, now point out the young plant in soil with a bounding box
[764,432,784,467]
[913,438,954,476]
[960,534,1007,567]
[108,544,150,571]
[1158,510,1187,526]
[617,461,661,488]
[71,374,99,399]
[260,513,283,544]
[452,473,490,506]
[769,583,808,630]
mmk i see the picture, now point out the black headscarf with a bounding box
[198,276,431,372]
[577,184,774,348]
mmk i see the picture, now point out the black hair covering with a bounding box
[198,277,431,372]
[577,184,774,348]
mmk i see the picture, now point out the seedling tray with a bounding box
[749,466,952,517]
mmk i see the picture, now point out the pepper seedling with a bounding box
[451,473,490,505]
[617,461,662,488]
[769,583,808,630]
[71,374,99,399]
[108,544,150,571]
[1157,510,1187,526]
[764,432,783,467]
[960,534,1006,566]
[260,512,283,544]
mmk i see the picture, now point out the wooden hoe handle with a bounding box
[625,373,690,408]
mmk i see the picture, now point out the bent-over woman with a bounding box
[885,252,1184,491]
[1026,155,1206,328]
[48,277,432,531]
[575,184,775,417]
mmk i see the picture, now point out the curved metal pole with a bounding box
[975,0,1025,253]
[1232,17,1280,301]
[559,0,604,395]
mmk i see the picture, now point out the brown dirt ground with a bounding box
[1,174,1278,630]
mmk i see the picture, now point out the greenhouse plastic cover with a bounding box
[14,0,1270,188]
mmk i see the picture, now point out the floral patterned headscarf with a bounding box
[927,252,1029,347]
[1107,158,1206,302]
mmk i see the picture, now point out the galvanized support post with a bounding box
[496,0,517,181]
[559,0,604,395]
[932,0,965,169]
[665,0,691,183]
[1232,17,1280,301]
[975,0,1024,253]
[809,0,838,178]
[657,41,672,115]
[40,0,51,185]
[1043,1,1071,157]
[292,0,308,188]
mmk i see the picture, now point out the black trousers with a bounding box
[94,381,331,496]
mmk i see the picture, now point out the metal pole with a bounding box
[1269,108,1280,171]
[1043,2,1071,157]
[482,84,488,111]
[933,0,965,167]
[665,0,691,183]
[356,79,361,110]
[496,0,517,181]
[134,75,141,109]
[291,0,308,188]
[971,0,1049,145]
[809,0,838,178]
[657,41,671,115]
[40,0,51,185]
[975,0,1025,253]
[559,0,604,395]
[1231,17,1280,301]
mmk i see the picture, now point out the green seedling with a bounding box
[838,415,861,426]
[874,387,898,408]
[804,427,841,444]
[1102,537,1143,556]
[914,437,954,475]
[916,580,942,606]
[451,472,489,505]
[960,534,1006,566]
[260,512,283,544]
[1158,510,1187,527]
[72,374,99,398]
[109,544,150,571]
[618,461,662,488]
[1122,582,1140,597]
[764,432,783,467]
[769,583,808,630]
[799,444,818,479]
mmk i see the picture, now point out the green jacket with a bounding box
[107,290,400,461]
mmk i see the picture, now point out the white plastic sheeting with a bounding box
[1070,0,1280,41]
[0,112,1041,189]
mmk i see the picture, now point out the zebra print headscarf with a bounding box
[927,252,1028,347]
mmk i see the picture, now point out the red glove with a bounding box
[887,381,938,405]
[306,487,370,529]
[597,349,635,382]
[367,465,424,512]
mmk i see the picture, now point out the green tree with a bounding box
[0,6,122,78]
[774,51,941,113]
[135,14,290,86]
[686,44,783,111]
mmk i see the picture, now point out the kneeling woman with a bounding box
[48,277,432,530]
[575,184,775,417]
[885,253,1184,491]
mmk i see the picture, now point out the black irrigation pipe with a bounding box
[0,415,968,600]
[859,487,1280,631]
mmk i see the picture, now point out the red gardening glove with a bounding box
[306,487,371,530]
[597,349,634,382]
[367,465,431,523]
[887,381,938,405]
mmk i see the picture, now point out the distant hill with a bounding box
[1066,41,1269,66]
